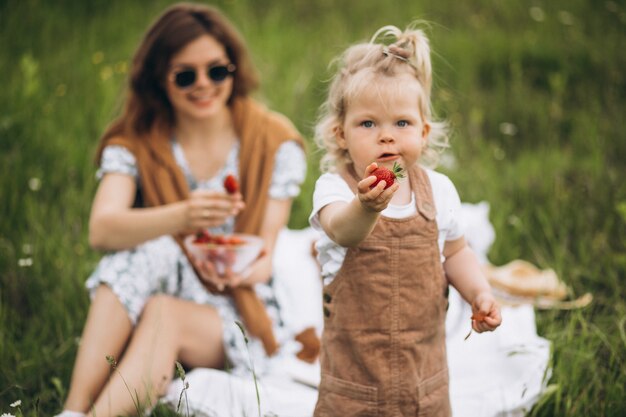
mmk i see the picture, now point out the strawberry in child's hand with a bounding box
[464,313,487,341]
[224,174,239,194]
[370,162,404,189]
[471,313,486,322]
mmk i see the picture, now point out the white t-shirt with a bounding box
[309,167,464,284]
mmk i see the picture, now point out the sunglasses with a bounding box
[170,63,236,89]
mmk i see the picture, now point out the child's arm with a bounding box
[443,237,502,333]
[318,163,399,247]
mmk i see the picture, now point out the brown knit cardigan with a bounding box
[95,97,319,359]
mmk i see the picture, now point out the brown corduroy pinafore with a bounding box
[314,166,452,417]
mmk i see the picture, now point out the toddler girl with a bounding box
[309,24,502,416]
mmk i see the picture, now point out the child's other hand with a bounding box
[357,163,399,213]
[471,292,502,333]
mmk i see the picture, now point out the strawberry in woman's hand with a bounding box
[224,174,239,194]
[194,229,212,243]
[370,162,404,189]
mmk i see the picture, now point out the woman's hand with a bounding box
[227,248,270,287]
[357,163,399,213]
[182,189,245,234]
[470,291,502,333]
[190,256,227,291]
[189,248,269,291]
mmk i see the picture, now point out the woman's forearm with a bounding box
[89,202,186,250]
[241,198,292,285]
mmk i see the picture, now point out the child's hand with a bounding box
[357,163,399,212]
[470,292,502,333]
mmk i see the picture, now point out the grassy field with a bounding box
[1,0,625,415]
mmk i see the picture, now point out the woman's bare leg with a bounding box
[64,285,133,412]
[88,295,225,417]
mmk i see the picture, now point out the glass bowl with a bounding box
[184,232,264,275]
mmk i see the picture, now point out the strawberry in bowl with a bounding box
[184,230,264,275]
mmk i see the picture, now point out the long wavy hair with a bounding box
[102,2,259,141]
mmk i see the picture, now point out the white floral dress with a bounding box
[86,139,306,374]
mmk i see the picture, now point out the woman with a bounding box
[57,3,312,416]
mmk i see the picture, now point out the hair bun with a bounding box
[387,43,411,59]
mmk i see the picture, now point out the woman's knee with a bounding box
[138,294,181,327]
[142,293,176,311]
[92,284,119,304]
[86,285,132,328]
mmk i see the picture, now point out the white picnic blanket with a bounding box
[163,202,550,417]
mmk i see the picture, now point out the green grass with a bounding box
[1,0,625,415]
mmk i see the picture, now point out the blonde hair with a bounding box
[315,23,449,172]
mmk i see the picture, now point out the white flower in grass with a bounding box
[2,413,16,417]
[508,215,522,228]
[18,257,33,267]
[9,400,21,407]
[28,177,41,191]
[530,6,546,22]
[499,122,518,136]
